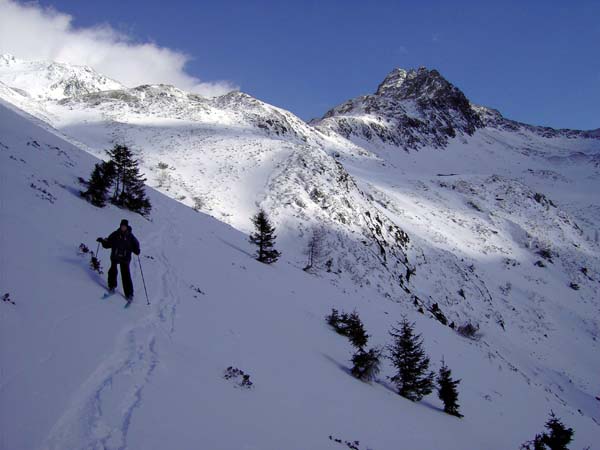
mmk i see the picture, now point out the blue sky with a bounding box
[20,1,600,129]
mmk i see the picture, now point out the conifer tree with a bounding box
[325,308,368,349]
[81,161,115,207]
[437,359,463,417]
[326,308,341,327]
[522,411,574,450]
[249,209,281,264]
[106,144,131,203]
[345,311,369,349]
[387,318,434,401]
[106,144,151,215]
[121,163,152,215]
[351,347,381,382]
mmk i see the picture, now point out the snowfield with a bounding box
[1,55,599,450]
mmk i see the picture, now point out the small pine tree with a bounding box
[325,308,368,349]
[387,318,435,401]
[249,209,281,264]
[540,412,574,450]
[521,411,574,450]
[121,164,152,215]
[106,144,130,202]
[351,347,381,382]
[81,161,115,207]
[437,359,463,417]
[106,144,151,215]
[345,311,369,349]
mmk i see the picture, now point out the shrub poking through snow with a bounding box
[80,243,103,274]
[457,322,480,340]
[537,248,555,263]
[326,308,369,349]
[429,302,448,325]
[521,411,574,450]
[351,347,382,382]
[328,436,364,450]
[2,293,15,305]
[387,318,435,401]
[223,366,253,389]
[89,254,103,274]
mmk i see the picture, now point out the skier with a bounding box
[97,219,140,301]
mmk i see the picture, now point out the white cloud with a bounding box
[0,0,237,97]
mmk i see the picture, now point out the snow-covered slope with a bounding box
[1,91,599,450]
[0,60,412,305]
[0,54,124,100]
[1,56,599,449]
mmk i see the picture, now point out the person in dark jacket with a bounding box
[97,219,140,300]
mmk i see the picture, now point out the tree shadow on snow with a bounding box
[60,256,107,290]
[60,183,84,199]
[374,377,445,413]
[216,237,254,258]
[321,354,446,413]
[321,353,352,377]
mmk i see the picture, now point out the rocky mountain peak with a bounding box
[375,67,446,97]
[376,67,475,114]
[315,67,483,151]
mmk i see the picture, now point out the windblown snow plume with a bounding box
[0,0,236,97]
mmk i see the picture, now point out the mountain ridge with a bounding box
[0,57,599,448]
[314,66,598,151]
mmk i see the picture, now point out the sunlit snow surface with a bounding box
[1,57,599,449]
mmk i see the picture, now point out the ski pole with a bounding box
[95,242,101,258]
[137,255,150,305]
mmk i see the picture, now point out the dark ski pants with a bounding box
[108,260,134,297]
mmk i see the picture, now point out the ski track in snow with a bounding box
[44,210,183,450]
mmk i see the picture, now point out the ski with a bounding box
[102,290,116,299]
[124,299,133,309]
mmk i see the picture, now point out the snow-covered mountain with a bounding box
[1,55,599,449]
[313,66,600,151]
[0,54,124,100]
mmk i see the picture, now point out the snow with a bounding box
[0,54,124,100]
[1,56,599,450]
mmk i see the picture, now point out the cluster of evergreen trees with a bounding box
[183,189,573,442]
[81,144,151,216]
[326,310,463,418]
[327,309,381,382]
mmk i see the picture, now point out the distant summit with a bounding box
[316,66,482,151]
[0,54,124,100]
[315,66,597,151]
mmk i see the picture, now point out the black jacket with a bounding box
[101,226,140,263]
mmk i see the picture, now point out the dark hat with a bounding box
[120,219,129,227]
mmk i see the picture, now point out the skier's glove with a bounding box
[134,250,140,256]
[96,237,104,243]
